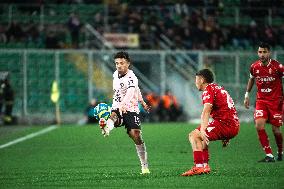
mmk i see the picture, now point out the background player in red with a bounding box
[181,69,240,176]
[244,42,284,162]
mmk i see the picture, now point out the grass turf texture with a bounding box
[0,123,283,188]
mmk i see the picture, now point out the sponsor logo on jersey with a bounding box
[260,88,272,93]
[255,76,275,82]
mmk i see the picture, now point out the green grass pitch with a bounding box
[0,123,283,188]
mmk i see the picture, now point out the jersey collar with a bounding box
[118,70,128,78]
[259,59,271,67]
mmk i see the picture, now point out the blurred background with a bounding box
[0,0,283,125]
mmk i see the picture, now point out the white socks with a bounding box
[106,119,114,131]
[135,143,148,169]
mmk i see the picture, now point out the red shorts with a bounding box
[197,119,239,141]
[254,99,283,127]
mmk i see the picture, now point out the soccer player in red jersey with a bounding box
[244,42,284,162]
[181,69,240,176]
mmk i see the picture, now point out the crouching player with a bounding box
[181,69,240,176]
[99,51,151,174]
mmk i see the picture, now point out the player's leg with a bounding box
[268,100,283,161]
[100,111,119,136]
[182,120,239,176]
[189,129,204,167]
[255,118,275,162]
[128,128,150,174]
[254,101,275,162]
[202,142,210,174]
[125,112,149,174]
[190,120,222,169]
[271,125,283,161]
[181,129,206,176]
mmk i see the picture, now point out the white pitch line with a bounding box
[0,125,58,149]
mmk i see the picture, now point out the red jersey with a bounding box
[250,59,284,101]
[202,83,239,125]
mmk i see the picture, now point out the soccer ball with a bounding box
[94,103,111,121]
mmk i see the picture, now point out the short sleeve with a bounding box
[202,88,214,105]
[249,64,254,78]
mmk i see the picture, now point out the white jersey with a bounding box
[112,69,140,113]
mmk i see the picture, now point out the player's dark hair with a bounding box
[259,42,270,51]
[196,69,214,83]
[114,51,130,62]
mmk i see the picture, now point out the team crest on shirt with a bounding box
[206,127,215,132]
[269,68,272,74]
[256,70,259,74]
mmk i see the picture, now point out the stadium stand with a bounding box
[0,1,283,50]
[0,1,283,124]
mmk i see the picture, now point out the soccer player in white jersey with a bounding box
[99,51,151,174]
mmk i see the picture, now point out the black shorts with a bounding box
[112,109,141,133]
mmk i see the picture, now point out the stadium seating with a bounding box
[0,3,283,50]
[0,52,91,114]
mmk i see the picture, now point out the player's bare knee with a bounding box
[255,120,265,130]
[193,130,200,138]
[189,130,198,141]
[133,130,141,138]
[131,135,143,145]
[272,125,281,134]
[128,130,143,144]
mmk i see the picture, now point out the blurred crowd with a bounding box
[142,90,185,122]
[99,4,284,50]
[0,0,284,50]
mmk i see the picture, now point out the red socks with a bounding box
[193,151,203,165]
[203,149,209,164]
[193,150,209,165]
[273,132,283,154]
[257,129,272,154]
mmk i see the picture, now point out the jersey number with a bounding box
[128,80,134,85]
[134,115,140,125]
[221,89,234,109]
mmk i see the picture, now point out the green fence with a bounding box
[0,50,283,123]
